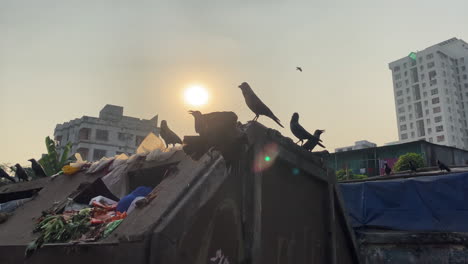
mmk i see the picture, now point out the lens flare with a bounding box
[254,143,279,173]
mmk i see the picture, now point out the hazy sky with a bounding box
[1,0,467,164]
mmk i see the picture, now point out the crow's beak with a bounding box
[188,110,194,114]
[238,84,242,88]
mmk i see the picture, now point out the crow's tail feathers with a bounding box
[270,114,284,128]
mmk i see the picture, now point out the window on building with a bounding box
[404,71,408,77]
[426,118,431,125]
[433,106,441,113]
[411,132,415,138]
[425,109,429,115]
[96,129,109,141]
[396,90,403,96]
[406,88,410,94]
[420,65,424,71]
[436,125,444,132]
[451,126,454,132]
[397,98,404,105]
[400,124,407,131]
[401,133,408,140]
[78,128,91,140]
[437,135,445,142]
[462,66,466,71]
[416,120,425,137]
[428,128,432,134]
[396,82,403,88]
[394,73,401,80]
[393,66,400,72]
[422,83,426,88]
[135,135,145,147]
[409,113,413,120]
[428,137,433,142]
[432,97,440,104]
[410,123,414,129]
[435,116,442,123]
[93,149,107,161]
[430,79,437,86]
[405,79,409,85]
[424,100,428,106]
[465,83,468,88]
[430,88,438,95]
[426,53,434,60]
[464,74,467,80]
[408,105,412,111]
[399,116,406,122]
[118,132,127,141]
[77,148,89,161]
[423,91,428,97]
[427,62,435,68]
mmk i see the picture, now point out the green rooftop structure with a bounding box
[408,52,417,60]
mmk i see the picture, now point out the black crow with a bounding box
[28,159,47,177]
[0,168,16,183]
[188,110,238,136]
[238,82,284,128]
[384,163,392,176]
[14,164,29,182]
[302,129,326,152]
[409,160,417,173]
[437,160,451,172]
[160,120,182,147]
[290,112,322,146]
[296,67,302,72]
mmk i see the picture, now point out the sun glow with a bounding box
[184,85,209,106]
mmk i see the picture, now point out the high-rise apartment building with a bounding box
[389,38,468,150]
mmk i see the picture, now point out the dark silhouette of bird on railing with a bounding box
[14,164,29,182]
[302,129,325,152]
[0,168,16,183]
[238,82,284,128]
[437,160,451,172]
[290,112,322,146]
[160,120,182,147]
[384,163,392,176]
[188,110,238,137]
[28,159,47,178]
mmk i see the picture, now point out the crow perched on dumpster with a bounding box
[409,161,417,173]
[14,164,29,182]
[0,168,16,183]
[302,129,326,152]
[290,112,322,146]
[384,163,392,176]
[188,110,238,136]
[160,120,182,147]
[437,160,451,172]
[238,82,284,128]
[28,159,47,178]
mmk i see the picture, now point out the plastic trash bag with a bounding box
[136,132,166,154]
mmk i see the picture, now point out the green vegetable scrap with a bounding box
[102,219,123,238]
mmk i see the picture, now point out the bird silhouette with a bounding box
[409,161,417,173]
[384,163,392,176]
[437,160,451,172]
[188,110,238,136]
[238,82,283,128]
[296,67,302,72]
[14,164,29,182]
[0,168,16,183]
[160,120,182,147]
[290,112,321,146]
[28,159,47,178]
[302,129,326,152]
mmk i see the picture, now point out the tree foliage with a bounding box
[38,136,73,176]
[393,152,425,172]
[336,169,368,181]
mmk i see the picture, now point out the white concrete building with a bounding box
[335,140,377,153]
[54,105,160,161]
[389,38,468,150]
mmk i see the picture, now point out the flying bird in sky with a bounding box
[238,82,284,128]
[14,164,29,182]
[290,112,320,146]
[296,67,302,72]
[28,159,47,178]
[160,120,182,147]
[437,160,451,172]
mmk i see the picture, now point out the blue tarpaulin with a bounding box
[339,172,468,232]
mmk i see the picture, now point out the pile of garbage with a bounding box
[25,195,128,257]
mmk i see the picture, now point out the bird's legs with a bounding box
[295,139,304,146]
[252,115,259,122]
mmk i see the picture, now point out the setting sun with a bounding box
[184,85,209,106]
